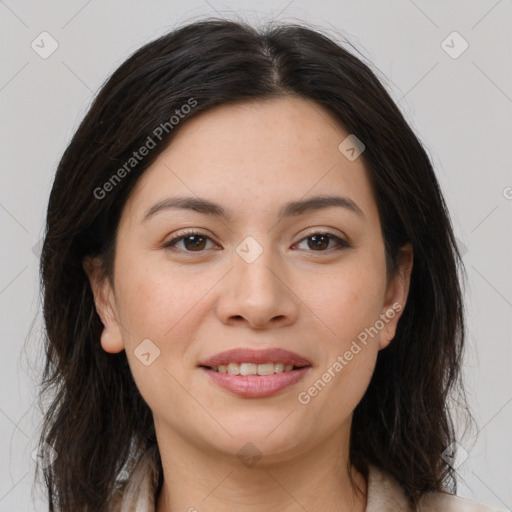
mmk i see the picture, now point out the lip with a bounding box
[198,347,311,368]
[198,347,312,398]
[201,366,311,398]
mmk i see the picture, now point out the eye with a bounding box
[163,229,350,254]
[163,230,217,252]
[294,231,350,252]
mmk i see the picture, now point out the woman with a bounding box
[37,18,498,512]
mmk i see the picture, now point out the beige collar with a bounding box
[112,445,500,512]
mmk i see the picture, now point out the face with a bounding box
[85,96,412,463]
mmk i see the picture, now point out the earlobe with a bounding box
[82,257,125,354]
[99,329,124,354]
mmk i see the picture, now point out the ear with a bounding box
[378,242,413,350]
[83,256,125,354]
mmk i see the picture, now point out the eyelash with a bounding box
[163,228,350,254]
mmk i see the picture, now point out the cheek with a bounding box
[113,254,218,390]
[302,259,387,345]
[310,345,378,423]
[300,253,386,417]
[114,264,206,414]
[114,252,205,341]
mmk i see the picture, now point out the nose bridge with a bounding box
[234,234,282,300]
[216,234,298,328]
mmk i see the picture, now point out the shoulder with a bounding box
[419,490,505,511]
[366,464,504,512]
[109,444,160,512]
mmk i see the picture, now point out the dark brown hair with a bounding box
[37,17,471,511]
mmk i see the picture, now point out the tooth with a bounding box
[227,363,240,375]
[210,362,297,375]
[274,363,284,374]
[257,363,275,376]
[239,363,257,376]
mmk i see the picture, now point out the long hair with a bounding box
[37,18,470,511]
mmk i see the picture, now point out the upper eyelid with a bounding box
[167,227,346,240]
[299,226,348,240]
[165,228,349,249]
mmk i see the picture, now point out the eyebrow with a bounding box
[142,194,365,223]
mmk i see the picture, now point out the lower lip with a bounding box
[200,367,311,398]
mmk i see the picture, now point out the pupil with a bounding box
[185,235,206,251]
[309,234,328,250]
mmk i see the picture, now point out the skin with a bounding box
[84,96,413,512]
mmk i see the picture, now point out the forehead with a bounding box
[121,96,379,227]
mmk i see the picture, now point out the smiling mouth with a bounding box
[201,362,309,375]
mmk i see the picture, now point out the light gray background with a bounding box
[1,1,511,510]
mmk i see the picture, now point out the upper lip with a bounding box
[198,348,311,368]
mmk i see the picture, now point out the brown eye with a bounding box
[180,235,208,251]
[295,232,350,252]
[164,232,215,252]
[307,234,330,250]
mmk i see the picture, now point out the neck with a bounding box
[155,423,367,512]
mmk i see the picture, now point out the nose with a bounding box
[215,242,300,330]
